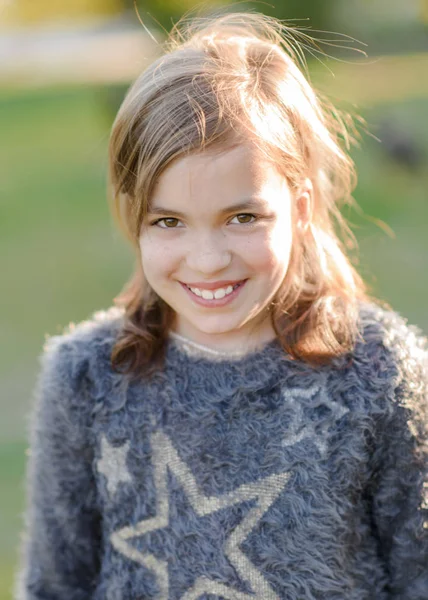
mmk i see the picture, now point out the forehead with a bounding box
[150,144,287,210]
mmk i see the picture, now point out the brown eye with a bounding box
[231,214,256,224]
[155,218,181,228]
[164,218,179,227]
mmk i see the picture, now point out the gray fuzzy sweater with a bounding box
[15,303,428,599]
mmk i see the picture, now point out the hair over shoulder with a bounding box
[108,10,370,377]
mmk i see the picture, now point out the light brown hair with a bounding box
[108,11,369,377]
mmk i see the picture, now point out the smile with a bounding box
[179,280,247,307]
[186,283,241,300]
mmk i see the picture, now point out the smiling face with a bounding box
[139,144,310,351]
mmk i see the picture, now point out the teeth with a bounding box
[188,283,240,300]
[214,288,225,299]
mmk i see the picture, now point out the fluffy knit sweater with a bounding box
[15,302,428,600]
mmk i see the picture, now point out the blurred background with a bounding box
[1,0,427,596]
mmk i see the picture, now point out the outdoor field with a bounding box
[1,54,427,598]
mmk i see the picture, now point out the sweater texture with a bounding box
[15,302,428,599]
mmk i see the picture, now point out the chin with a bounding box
[190,321,239,336]
[178,309,237,331]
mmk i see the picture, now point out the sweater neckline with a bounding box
[168,331,278,363]
[167,330,275,362]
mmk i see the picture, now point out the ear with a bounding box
[295,178,313,233]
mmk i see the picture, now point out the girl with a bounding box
[16,12,427,600]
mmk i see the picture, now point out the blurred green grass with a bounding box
[0,86,132,375]
[1,73,427,597]
[0,443,26,599]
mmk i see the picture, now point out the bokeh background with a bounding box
[1,0,427,597]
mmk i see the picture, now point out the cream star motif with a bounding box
[111,429,291,600]
[97,434,133,497]
[281,379,349,456]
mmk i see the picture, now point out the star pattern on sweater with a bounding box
[111,429,290,599]
[97,434,133,497]
[281,379,349,456]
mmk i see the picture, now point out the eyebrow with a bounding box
[148,198,268,218]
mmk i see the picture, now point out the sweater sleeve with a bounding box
[370,323,428,599]
[15,335,102,599]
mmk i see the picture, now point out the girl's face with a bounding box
[139,144,310,351]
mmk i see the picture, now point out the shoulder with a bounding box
[357,300,426,355]
[348,301,427,422]
[356,301,427,389]
[38,306,125,403]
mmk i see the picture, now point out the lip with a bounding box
[180,280,247,308]
[182,279,246,290]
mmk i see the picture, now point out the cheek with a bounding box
[139,236,179,279]
[270,225,293,266]
[243,224,293,274]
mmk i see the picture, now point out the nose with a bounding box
[185,232,232,275]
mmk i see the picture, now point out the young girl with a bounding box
[16,12,427,600]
